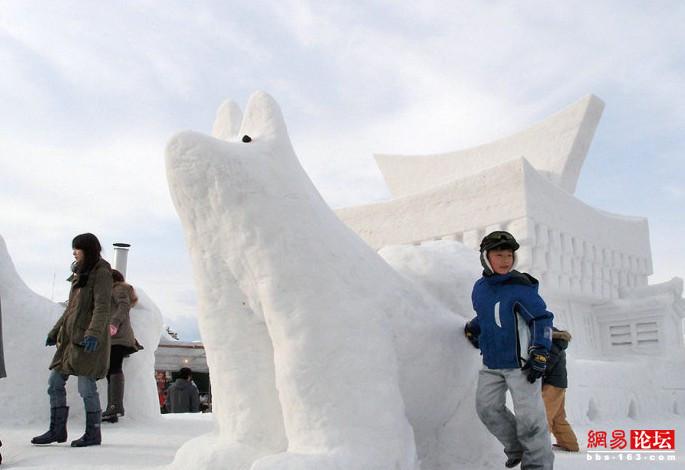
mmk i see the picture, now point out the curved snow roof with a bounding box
[375,95,605,197]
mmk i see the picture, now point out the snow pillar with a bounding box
[113,242,131,277]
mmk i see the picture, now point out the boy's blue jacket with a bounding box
[468,270,553,369]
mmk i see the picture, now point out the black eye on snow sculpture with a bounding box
[242,135,252,143]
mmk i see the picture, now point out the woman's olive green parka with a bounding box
[47,258,112,379]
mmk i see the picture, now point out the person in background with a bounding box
[464,230,554,470]
[542,327,580,452]
[199,393,211,413]
[102,269,142,423]
[32,233,112,448]
[166,367,200,413]
[155,371,169,413]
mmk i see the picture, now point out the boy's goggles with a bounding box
[480,231,520,251]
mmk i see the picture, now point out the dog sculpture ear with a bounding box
[212,100,243,141]
[239,91,289,142]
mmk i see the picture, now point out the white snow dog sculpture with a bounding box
[166,91,493,470]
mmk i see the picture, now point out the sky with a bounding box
[0,1,683,341]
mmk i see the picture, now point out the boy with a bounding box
[464,231,554,469]
[542,328,579,452]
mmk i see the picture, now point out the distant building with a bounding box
[336,95,685,356]
[154,336,211,412]
[155,337,208,373]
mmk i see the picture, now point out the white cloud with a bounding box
[663,185,685,201]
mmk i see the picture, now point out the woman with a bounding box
[31,233,112,448]
[102,269,141,423]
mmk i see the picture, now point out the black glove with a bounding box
[80,335,98,353]
[464,321,480,349]
[524,346,548,383]
[45,336,57,346]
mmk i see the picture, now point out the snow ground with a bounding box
[0,413,682,469]
[0,414,213,469]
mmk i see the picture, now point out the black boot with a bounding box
[31,406,69,445]
[505,456,522,468]
[101,406,118,423]
[102,374,116,423]
[71,411,101,447]
[102,373,125,423]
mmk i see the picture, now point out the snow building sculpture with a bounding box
[165,91,497,470]
[0,234,163,423]
[0,235,64,424]
[336,95,685,357]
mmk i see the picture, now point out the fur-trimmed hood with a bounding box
[113,281,138,307]
[552,329,572,342]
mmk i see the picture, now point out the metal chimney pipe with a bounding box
[112,243,131,278]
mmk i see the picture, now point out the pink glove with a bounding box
[109,324,118,337]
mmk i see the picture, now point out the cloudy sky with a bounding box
[1,1,683,340]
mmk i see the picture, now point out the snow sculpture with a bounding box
[336,95,684,358]
[166,91,493,470]
[0,235,64,424]
[378,241,481,318]
[121,288,164,420]
[0,234,162,423]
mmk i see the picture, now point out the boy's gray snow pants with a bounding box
[476,367,554,470]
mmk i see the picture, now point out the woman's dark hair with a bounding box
[112,269,125,283]
[112,268,138,306]
[72,233,102,274]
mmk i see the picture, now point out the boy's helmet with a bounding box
[480,231,519,276]
[480,231,520,252]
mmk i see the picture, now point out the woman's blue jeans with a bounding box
[48,369,101,413]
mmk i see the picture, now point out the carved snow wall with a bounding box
[336,95,683,357]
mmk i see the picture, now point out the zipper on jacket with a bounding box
[514,307,521,367]
[514,304,531,367]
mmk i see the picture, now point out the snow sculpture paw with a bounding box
[249,449,408,470]
[171,434,270,470]
[250,452,347,470]
[166,91,489,469]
